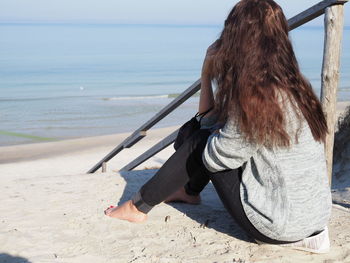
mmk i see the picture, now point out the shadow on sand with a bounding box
[115,169,252,243]
[0,253,32,263]
[332,106,350,209]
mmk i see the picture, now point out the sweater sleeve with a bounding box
[202,119,258,172]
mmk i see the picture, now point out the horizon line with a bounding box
[1,21,349,28]
[0,19,221,26]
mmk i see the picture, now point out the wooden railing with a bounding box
[88,0,348,186]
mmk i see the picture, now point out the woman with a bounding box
[104,0,332,253]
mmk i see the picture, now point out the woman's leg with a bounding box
[209,169,296,245]
[105,128,298,244]
[136,129,212,211]
[105,129,212,221]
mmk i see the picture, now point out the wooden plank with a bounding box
[123,130,147,148]
[321,5,345,186]
[136,79,201,133]
[87,131,147,173]
[87,80,199,173]
[87,144,124,173]
[288,0,347,30]
[120,129,179,171]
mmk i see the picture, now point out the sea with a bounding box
[0,23,349,146]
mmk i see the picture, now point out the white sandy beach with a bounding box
[0,102,350,263]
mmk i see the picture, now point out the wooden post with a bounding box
[321,4,345,186]
[102,162,107,173]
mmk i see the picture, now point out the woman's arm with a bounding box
[202,119,258,172]
[199,74,215,116]
[198,41,219,116]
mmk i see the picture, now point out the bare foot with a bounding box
[104,200,147,223]
[164,187,201,205]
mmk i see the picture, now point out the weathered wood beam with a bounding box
[288,0,347,30]
[87,130,146,173]
[87,80,200,173]
[136,79,201,134]
[321,4,345,186]
[120,130,179,171]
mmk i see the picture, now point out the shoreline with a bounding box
[0,125,180,165]
[1,101,349,164]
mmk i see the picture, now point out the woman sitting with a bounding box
[105,0,332,253]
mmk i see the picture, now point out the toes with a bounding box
[104,206,115,215]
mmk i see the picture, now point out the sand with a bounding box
[0,102,350,263]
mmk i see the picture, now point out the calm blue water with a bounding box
[0,23,349,146]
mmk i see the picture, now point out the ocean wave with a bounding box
[0,95,92,102]
[339,86,350,91]
[101,92,200,101]
[102,95,173,101]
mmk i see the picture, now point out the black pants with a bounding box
[135,129,294,244]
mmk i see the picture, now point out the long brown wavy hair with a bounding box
[210,0,327,148]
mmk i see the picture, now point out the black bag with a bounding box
[173,108,213,150]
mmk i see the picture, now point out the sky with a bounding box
[0,0,349,26]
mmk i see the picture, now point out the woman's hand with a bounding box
[201,40,220,78]
[212,129,220,135]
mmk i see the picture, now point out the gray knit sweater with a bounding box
[201,103,332,241]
